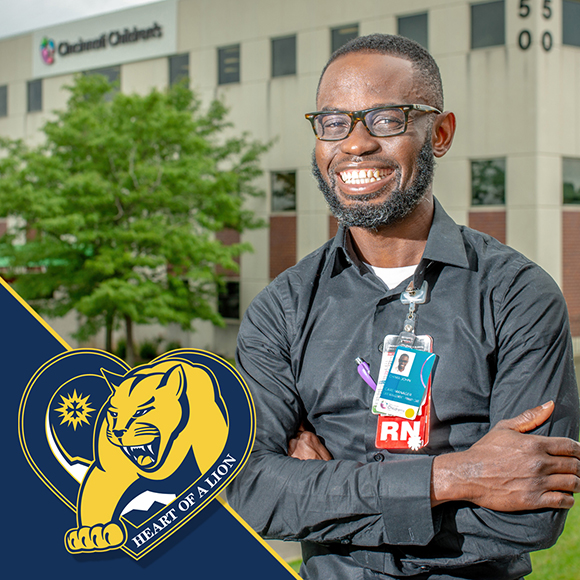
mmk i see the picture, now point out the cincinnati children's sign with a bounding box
[40,22,163,65]
[19,348,256,560]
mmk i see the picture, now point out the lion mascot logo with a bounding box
[64,359,229,553]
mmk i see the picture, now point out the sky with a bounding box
[0,0,161,39]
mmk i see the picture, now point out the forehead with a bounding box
[317,52,419,111]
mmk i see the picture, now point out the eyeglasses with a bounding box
[305,104,441,141]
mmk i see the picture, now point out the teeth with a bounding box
[121,443,156,464]
[340,168,390,184]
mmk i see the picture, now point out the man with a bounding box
[228,34,580,579]
[396,353,410,374]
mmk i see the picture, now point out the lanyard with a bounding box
[398,280,428,341]
[357,280,429,390]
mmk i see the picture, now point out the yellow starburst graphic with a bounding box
[56,389,95,430]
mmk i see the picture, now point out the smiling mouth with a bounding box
[121,438,160,468]
[339,168,393,185]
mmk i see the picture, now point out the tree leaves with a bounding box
[0,75,268,360]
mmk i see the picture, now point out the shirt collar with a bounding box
[327,197,470,278]
[421,198,470,269]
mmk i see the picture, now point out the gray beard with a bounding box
[311,136,435,230]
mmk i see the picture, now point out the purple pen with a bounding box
[356,357,377,391]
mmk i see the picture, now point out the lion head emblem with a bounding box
[65,359,229,553]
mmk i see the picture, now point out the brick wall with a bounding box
[468,210,506,244]
[215,228,240,277]
[269,215,296,279]
[563,211,580,337]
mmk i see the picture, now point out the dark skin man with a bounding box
[289,50,580,514]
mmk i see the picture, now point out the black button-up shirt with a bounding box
[228,199,579,579]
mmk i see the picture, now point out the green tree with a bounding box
[0,75,267,365]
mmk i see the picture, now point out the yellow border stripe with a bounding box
[217,497,303,579]
[7,276,299,575]
[0,275,71,350]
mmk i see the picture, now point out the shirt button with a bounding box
[373,453,385,462]
[341,538,351,544]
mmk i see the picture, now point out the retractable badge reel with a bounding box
[369,281,436,451]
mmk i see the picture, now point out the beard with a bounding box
[311,135,435,230]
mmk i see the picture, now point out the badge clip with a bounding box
[400,281,428,334]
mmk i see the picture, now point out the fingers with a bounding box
[498,401,554,433]
[543,473,580,495]
[288,430,333,461]
[65,522,126,553]
[315,441,333,461]
[287,437,299,456]
[546,456,580,480]
[536,491,575,510]
[544,437,580,460]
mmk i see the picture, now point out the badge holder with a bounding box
[371,281,435,451]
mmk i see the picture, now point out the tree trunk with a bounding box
[125,315,136,367]
[105,310,114,353]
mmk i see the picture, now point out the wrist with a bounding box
[431,452,472,506]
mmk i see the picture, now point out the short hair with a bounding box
[318,34,444,111]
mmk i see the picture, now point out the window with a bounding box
[471,158,506,205]
[271,35,296,77]
[471,1,505,49]
[398,13,428,49]
[84,66,121,100]
[169,53,189,86]
[218,281,240,319]
[27,79,42,113]
[563,0,580,47]
[331,24,358,53]
[85,65,120,85]
[218,45,240,85]
[563,158,580,204]
[271,171,296,212]
[0,85,7,117]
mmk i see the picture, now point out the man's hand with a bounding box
[288,423,333,461]
[432,401,580,511]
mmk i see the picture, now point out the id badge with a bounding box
[373,335,434,451]
[372,335,433,415]
[378,346,436,420]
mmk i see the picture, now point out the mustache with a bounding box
[311,135,434,230]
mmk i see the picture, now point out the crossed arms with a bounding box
[228,258,580,562]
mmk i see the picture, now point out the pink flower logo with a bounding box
[40,37,55,65]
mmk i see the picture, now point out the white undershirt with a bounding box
[366,263,418,290]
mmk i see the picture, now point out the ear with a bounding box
[101,368,126,393]
[431,111,456,158]
[158,364,185,399]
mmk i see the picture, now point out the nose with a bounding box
[339,120,381,156]
[113,428,127,438]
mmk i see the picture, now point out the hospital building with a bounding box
[0,0,579,379]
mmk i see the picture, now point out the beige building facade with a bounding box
[0,0,579,376]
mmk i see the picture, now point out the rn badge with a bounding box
[19,348,255,559]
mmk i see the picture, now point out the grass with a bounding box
[528,501,580,579]
[288,559,301,574]
[285,503,580,579]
